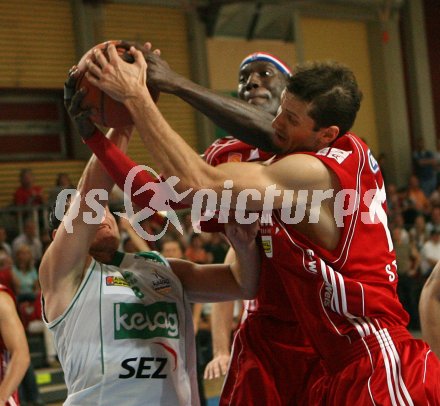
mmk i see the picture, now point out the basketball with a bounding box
[75,40,160,128]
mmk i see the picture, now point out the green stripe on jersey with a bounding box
[135,251,167,266]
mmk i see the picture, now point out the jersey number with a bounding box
[362,182,393,252]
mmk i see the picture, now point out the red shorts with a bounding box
[308,329,440,405]
[220,313,322,406]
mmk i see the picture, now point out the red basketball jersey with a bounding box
[205,138,320,405]
[203,136,295,321]
[260,133,409,367]
[203,136,273,166]
[201,137,273,235]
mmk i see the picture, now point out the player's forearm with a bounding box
[420,296,440,357]
[172,77,275,150]
[0,350,30,403]
[85,130,189,211]
[171,259,246,302]
[192,302,203,334]
[106,126,131,152]
[419,267,440,356]
[85,129,157,206]
[210,301,234,356]
[76,130,125,197]
[126,90,224,194]
[230,241,260,298]
[41,130,128,288]
[76,127,131,204]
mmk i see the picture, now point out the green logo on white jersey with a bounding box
[114,302,179,340]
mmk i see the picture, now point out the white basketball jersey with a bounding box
[43,251,199,406]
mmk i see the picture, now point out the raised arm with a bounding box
[39,73,132,321]
[419,262,440,357]
[39,128,129,321]
[84,129,189,211]
[62,62,188,214]
[145,48,275,151]
[169,221,260,303]
[85,45,333,210]
[0,291,30,405]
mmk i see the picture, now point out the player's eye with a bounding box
[287,115,298,125]
[239,74,248,84]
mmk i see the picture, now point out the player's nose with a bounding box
[245,72,261,90]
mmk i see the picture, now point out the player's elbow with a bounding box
[22,350,31,370]
[12,346,31,372]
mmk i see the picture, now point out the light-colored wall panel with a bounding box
[0,0,75,89]
[300,17,378,154]
[102,4,197,165]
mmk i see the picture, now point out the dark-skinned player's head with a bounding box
[238,52,291,116]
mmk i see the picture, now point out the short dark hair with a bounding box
[48,197,71,240]
[48,203,61,240]
[286,61,362,136]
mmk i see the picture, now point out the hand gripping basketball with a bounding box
[64,67,96,140]
[75,40,160,128]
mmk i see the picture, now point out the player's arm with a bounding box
[63,65,188,212]
[39,128,127,321]
[192,302,203,336]
[419,262,440,357]
[0,292,30,405]
[39,72,130,321]
[144,47,275,151]
[84,129,189,210]
[87,45,335,211]
[169,222,260,303]
[204,247,237,380]
[410,244,420,276]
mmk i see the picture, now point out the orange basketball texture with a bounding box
[76,40,159,128]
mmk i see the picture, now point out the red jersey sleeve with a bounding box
[85,130,189,214]
[201,137,274,233]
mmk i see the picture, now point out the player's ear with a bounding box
[320,126,339,144]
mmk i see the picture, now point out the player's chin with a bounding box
[90,234,120,257]
[248,97,269,109]
[89,246,119,264]
[255,100,278,116]
[270,133,288,154]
